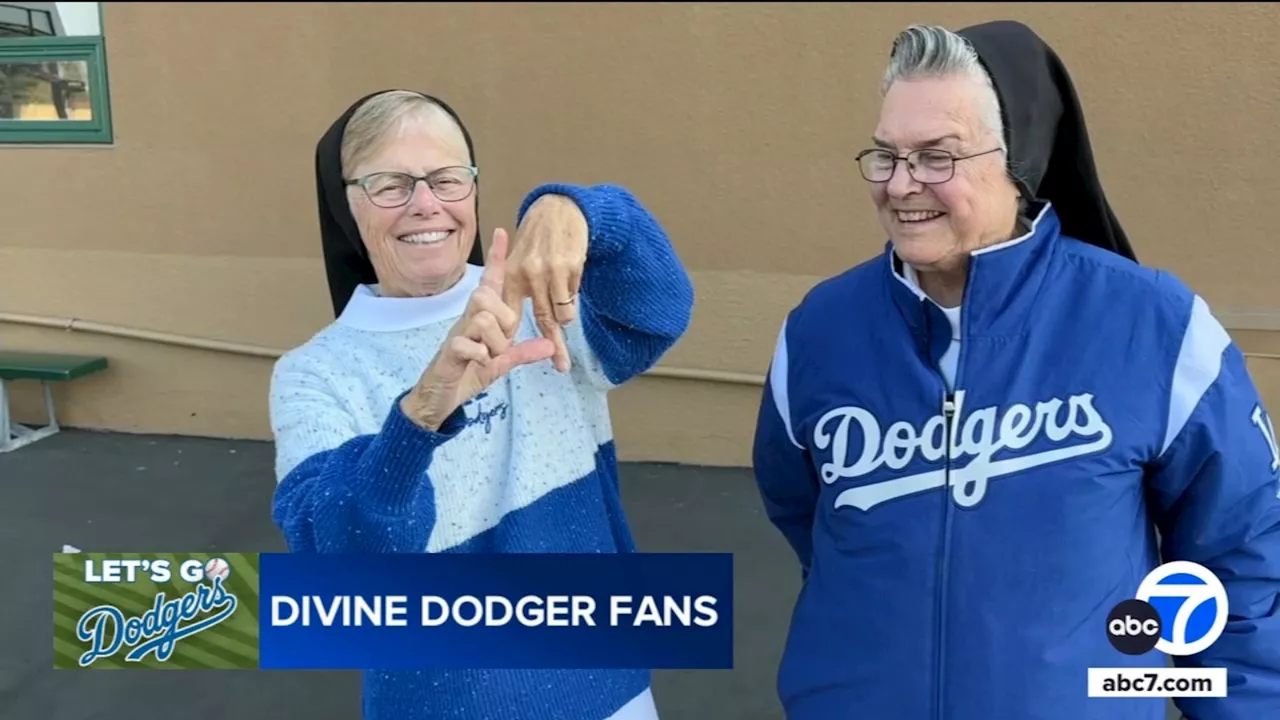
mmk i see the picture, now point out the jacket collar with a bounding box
[887,201,1059,341]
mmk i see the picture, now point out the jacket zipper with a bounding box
[937,393,956,720]
[924,299,958,720]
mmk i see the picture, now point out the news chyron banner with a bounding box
[53,552,733,670]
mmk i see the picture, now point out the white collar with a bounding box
[336,264,483,332]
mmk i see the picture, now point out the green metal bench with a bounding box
[0,351,108,453]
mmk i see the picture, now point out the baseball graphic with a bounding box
[204,557,231,582]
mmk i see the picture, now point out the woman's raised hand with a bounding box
[401,229,556,430]
[501,194,589,373]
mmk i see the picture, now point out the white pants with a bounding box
[606,687,659,720]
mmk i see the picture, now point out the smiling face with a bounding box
[870,75,1020,274]
[344,104,477,298]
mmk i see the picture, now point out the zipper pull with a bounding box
[942,393,957,463]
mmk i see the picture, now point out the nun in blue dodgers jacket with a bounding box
[753,22,1280,720]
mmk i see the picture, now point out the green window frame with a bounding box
[0,34,113,144]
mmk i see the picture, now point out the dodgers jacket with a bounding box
[753,202,1280,720]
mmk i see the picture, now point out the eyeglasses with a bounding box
[854,147,1002,184]
[344,165,479,208]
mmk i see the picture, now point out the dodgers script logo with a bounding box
[813,390,1114,511]
[463,391,509,435]
[75,557,239,667]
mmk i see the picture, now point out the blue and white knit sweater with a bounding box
[269,184,695,720]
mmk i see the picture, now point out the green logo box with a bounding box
[53,552,260,670]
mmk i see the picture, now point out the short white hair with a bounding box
[881,25,1008,155]
[341,90,469,177]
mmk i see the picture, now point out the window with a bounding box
[0,2,110,144]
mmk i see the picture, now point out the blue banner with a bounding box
[257,552,733,670]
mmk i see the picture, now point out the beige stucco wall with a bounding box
[2,3,1278,466]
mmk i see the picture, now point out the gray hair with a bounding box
[881,25,1008,155]
[340,90,470,177]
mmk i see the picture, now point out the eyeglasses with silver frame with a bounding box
[345,165,479,208]
[855,147,1002,185]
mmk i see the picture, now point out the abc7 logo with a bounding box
[1106,561,1229,656]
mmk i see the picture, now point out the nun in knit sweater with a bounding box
[269,89,694,720]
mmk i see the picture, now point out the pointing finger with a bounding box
[500,229,525,318]
[545,321,570,373]
[529,273,571,373]
[480,228,508,293]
